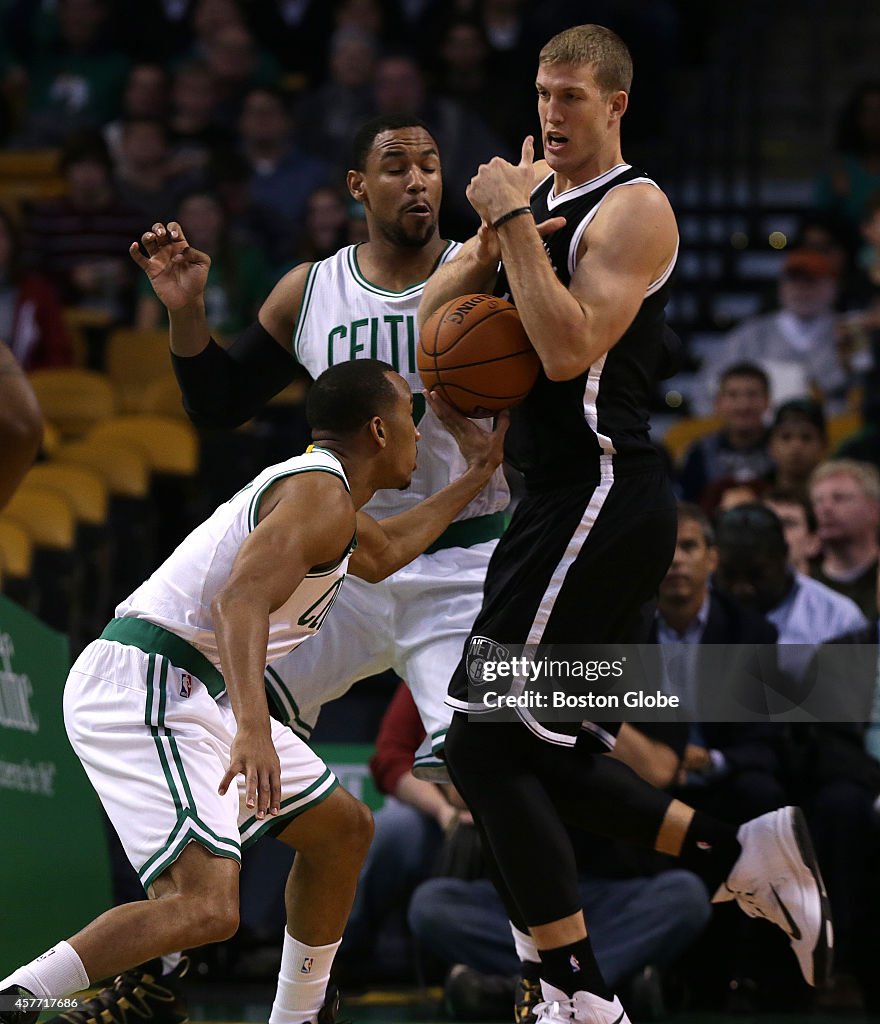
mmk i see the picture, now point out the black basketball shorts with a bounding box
[446,459,677,748]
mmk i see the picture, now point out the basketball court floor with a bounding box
[183,983,880,1023]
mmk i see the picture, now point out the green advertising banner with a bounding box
[0,596,112,969]
[312,743,385,811]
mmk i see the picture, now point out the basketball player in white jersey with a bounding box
[139,113,564,779]
[0,360,507,1024]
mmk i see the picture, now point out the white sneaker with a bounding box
[533,991,630,1023]
[714,806,833,987]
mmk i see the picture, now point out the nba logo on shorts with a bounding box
[179,673,192,699]
[466,635,509,686]
[300,957,314,974]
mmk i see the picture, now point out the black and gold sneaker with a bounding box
[45,959,188,1024]
[514,964,543,1024]
[0,985,40,1024]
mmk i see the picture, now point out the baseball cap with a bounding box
[782,248,836,280]
[771,397,827,439]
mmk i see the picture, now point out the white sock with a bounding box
[1,942,90,998]
[510,923,540,964]
[268,931,341,1024]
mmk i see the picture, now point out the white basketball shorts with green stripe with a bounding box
[64,637,338,891]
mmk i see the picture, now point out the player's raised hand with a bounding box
[129,221,211,311]
[428,391,509,474]
[219,724,282,819]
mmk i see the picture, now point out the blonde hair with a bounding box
[809,458,880,501]
[539,24,633,94]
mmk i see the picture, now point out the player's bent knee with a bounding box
[346,794,374,854]
[186,897,240,946]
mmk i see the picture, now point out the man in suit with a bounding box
[640,502,786,820]
[640,503,795,1011]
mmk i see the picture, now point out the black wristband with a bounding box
[170,324,297,428]
[491,206,533,230]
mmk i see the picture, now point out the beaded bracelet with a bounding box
[491,206,533,230]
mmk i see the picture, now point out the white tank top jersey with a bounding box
[292,242,510,521]
[116,447,354,671]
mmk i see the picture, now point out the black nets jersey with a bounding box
[502,163,677,489]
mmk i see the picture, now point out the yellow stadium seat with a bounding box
[41,418,61,457]
[55,438,151,499]
[0,149,66,202]
[22,465,112,641]
[25,464,108,527]
[87,415,199,476]
[55,438,156,597]
[139,375,189,420]
[0,516,35,610]
[28,368,116,438]
[662,415,723,465]
[3,484,76,549]
[828,410,863,450]
[0,518,33,578]
[104,328,176,413]
[2,484,82,637]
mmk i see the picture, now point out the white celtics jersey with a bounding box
[292,243,509,521]
[116,448,354,674]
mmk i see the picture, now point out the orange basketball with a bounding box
[417,294,540,417]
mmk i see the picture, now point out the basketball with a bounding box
[417,294,540,417]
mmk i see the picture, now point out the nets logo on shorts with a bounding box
[466,635,509,686]
[179,673,192,699]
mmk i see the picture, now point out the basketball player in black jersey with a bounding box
[419,24,832,1024]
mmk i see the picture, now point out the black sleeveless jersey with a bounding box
[501,163,676,489]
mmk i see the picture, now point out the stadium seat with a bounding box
[28,367,116,438]
[104,328,176,413]
[0,517,35,611]
[0,149,66,203]
[3,484,82,637]
[662,415,723,465]
[88,415,202,558]
[24,464,112,638]
[828,409,863,450]
[55,438,157,596]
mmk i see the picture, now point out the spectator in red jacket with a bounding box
[0,207,74,370]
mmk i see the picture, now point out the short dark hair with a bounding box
[306,359,398,435]
[59,128,113,174]
[677,501,715,546]
[771,397,827,440]
[715,503,788,558]
[764,486,818,533]
[352,113,435,170]
[718,362,770,394]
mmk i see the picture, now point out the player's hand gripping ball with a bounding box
[418,294,540,417]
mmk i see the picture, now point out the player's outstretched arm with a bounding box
[213,472,355,818]
[349,395,508,582]
[131,221,310,427]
